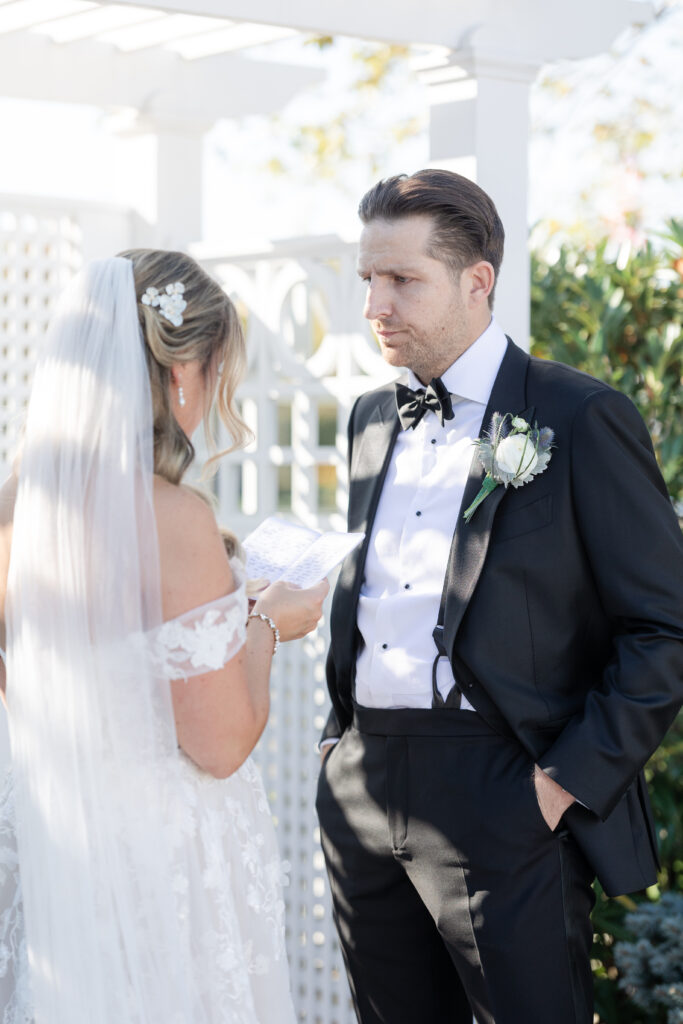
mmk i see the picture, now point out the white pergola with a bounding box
[0,1,325,252]
[0,0,651,342]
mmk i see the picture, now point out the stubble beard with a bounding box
[389,327,471,385]
[379,332,426,382]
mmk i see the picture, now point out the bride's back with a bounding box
[0,470,232,701]
[0,463,255,780]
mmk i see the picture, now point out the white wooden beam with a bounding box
[155,126,204,248]
[108,0,653,55]
[0,30,322,120]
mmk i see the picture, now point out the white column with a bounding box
[424,53,541,351]
[153,121,208,250]
[75,204,137,263]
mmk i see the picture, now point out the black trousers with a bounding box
[316,707,595,1024]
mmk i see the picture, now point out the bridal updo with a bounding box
[119,248,249,485]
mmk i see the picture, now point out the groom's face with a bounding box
[357,214,472,384]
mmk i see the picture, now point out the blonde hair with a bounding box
[119,248,250,485]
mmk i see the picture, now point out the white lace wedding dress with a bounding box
[0,563,296,1024]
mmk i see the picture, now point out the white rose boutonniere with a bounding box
[463,412,554,523]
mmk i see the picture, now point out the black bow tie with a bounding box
[395,377,455,430]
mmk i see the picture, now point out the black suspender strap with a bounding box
[430,576,462,710]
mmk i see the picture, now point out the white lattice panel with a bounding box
[0,207,82,476]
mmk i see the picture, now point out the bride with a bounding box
[0,251,328,1022]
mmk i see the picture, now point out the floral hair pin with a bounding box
[141,282,187,327]
[463,413,554,523]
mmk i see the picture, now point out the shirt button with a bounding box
[416,510,422,517]
[381,643,388,650]
[431,438,437,445]
[404,583,411,590]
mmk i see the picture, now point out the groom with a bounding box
[316,169,683,1024]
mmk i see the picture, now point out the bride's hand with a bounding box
[252,579,329,643]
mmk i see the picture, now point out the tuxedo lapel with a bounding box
[443,339,532,658]
[334,389,400,658]
[347,390,401,535]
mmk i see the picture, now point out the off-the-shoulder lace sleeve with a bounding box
[147,558,248,680]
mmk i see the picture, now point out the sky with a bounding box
[0,3,682,252]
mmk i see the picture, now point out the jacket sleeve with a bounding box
[538,387,683,820]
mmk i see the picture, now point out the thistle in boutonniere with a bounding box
[463,413,554,523]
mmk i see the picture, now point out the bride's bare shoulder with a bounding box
[153,475,214,526]
[153,476,235,620]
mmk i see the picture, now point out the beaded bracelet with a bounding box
[247,611,280,656]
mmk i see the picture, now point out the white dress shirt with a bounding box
[354,318,508,711]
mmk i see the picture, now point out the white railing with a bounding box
[0,199,394,1023]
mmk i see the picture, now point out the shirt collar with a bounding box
[407,317,508,405]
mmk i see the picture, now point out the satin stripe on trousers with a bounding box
[316,706,595,1024]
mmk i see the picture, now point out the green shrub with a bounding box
[531,220,683,510]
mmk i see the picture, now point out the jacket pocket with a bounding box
[493,493,552,543]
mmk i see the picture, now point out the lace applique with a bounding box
[0,754,296,1024]
[146,559,248,680]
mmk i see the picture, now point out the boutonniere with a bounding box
[463,413,554,523]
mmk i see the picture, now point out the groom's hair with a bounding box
[358,169,504,307]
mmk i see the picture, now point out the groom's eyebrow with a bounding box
[356,263,419,278]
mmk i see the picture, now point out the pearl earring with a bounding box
[178,384,186,408]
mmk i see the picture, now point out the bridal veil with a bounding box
[6,258,216,1021]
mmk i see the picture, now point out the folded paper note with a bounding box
[242,516,364,589]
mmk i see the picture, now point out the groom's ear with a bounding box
[462,261,495,308]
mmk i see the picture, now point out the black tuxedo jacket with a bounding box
[323,338,683,896]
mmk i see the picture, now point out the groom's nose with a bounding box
[363,280,393,321]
